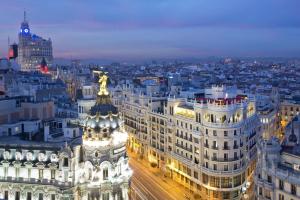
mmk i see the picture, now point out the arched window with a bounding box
[103,168,108,180]
[63,157,68,167]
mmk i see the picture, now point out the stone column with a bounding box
[9,189,15,200]
[122,187,129,200]
[109,191,113,200]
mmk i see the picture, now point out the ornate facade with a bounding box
[255,115,300,200]
[0,72,132,200]
[114,85,260,200]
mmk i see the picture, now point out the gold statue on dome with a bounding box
[94,71,109,96]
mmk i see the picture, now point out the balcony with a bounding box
[0,176,72,188]
[202,120,244,129]
[175,143,192,152]
[249,131,256,139]
[210,157,241,162]
[201,163,247,176]
[211,146,218,150]
[223,146,230,150]
[250,142,256,149]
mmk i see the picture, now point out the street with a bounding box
[129,151,194,200]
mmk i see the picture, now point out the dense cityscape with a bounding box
[0,1,300,200]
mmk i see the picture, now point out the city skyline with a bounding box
[0,0,300,61]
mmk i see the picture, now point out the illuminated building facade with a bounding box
[0,72,132,200]
[255,115,300,200]
[280,101,300,129]
[114,85,260,200]
[18,12,53,71]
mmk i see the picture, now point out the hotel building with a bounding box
[113,85,260,200]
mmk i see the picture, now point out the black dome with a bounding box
[288,133,297,143]
[90,104,118,116]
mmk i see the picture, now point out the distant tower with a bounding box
[19,11,31,40]
[18,11,53,71]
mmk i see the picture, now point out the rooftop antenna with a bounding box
[24,10,27,22]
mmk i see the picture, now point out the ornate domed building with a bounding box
[0,71,131,200]
[79,71,132,200]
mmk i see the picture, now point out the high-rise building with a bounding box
[18,12,53,71]
[113,84,260,200]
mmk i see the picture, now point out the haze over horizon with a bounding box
[0,0,299,62]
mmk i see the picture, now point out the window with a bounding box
[103,168,108,180]
[279,194,284,200]
[27,192,32,200]
[205,139,208,147]
[213,191,218,198]
[194,171,198,179]
[224,165,228,171]
[259,187,262,195]
[291,184,297,195]
[39,193,43,200]
[213,164,217,170]
[279,179,284,190]
[63,157,68,167]
[265,190,271,199]
[213,141,217,149]
[234,130,237,135]
[51,194,55,200]
[221,177,232,188]
[15,191,20,200]
[210,177,220,188]
[213,153,217,160]
[102,193,109,200]
[224,131,228,136]
[213,130,217,136]
[223,192,230,199]
[224,141,228,150]
[234,152,238,159]
[233,175,241,187]
[234,140,238,148]
[4,191,8,200]
[267,175,272,183]
[224,153,228,161]
[51,169,55,179]
[39,169,43,180]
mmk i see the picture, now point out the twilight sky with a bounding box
[0,0,299,61]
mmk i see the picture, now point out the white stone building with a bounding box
[255,115,300,200]
[113,84,260,200]
[0,76,132,200]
